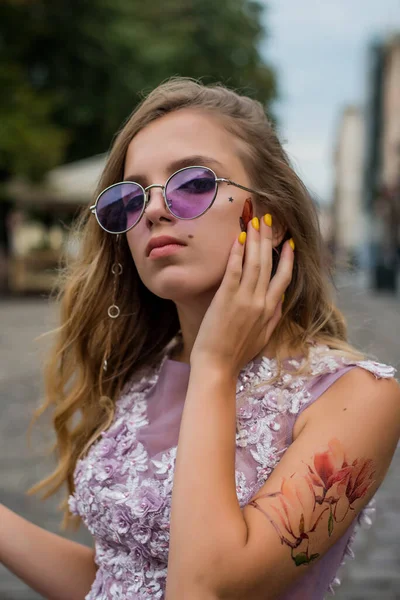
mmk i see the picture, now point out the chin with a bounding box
[141,271,220,303]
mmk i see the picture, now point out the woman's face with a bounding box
[124,109,254,303]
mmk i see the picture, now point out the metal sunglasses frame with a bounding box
[89,165,270,235]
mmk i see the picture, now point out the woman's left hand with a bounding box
[190,215,295,376]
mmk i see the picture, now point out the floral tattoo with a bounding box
[248,438,375,567]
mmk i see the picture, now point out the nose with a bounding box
[143,185,173,223]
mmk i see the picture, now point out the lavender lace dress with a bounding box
[69,341,396,600]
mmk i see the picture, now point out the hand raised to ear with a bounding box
[190,214,294,375]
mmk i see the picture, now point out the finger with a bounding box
[264,293,283,339]
[239,216,261,292]
[265,239,294,306]
[255,213,273,295]
[220,233,246,292]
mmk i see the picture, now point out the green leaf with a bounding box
[293,552,310,566]
[293,552,320,567]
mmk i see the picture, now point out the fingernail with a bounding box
[289,238,295,251]
[263,214,272,227]
[251,217,260,231]
[238,232,247,245]
[282,293,285,303]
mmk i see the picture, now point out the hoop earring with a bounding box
[103,235,123,372]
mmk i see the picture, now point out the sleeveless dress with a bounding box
[68,341,396,599]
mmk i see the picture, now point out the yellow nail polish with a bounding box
[289,238,295,251]
[238,231,247,245]
[263,213,272,227]
[251,217,260,231]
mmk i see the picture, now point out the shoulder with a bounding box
[248,344,396,410]
[313,364,400,422]
[280,345,398,437]
[315,364,400,418]
[303,353,399,419]
[295,361,400,464]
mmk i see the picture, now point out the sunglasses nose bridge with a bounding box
[143,183,166,207]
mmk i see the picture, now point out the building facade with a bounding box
[333,106,366,269]
[364,34,400,291]
[5,154,106,292]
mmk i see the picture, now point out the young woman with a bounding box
[1,78,399,600]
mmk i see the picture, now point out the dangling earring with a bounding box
[103,235,123,373]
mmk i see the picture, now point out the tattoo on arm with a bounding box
[248,438,375,567]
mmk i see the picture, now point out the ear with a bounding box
[271,221,287,249]
[254,200,287,248]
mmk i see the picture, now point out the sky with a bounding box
[261,0,400,204]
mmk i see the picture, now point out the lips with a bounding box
[145,235,187,257]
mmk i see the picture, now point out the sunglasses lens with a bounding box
[165,167,216,219]
[96,183,144,233]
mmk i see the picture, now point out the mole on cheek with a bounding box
[188,235,194,239]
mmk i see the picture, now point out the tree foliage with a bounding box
[0,0,276,181]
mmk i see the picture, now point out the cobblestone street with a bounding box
[0,275,399,599]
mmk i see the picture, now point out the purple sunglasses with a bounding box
[90,165,268,234]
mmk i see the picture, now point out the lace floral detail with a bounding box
[234,354,312,495]
[69,344,396,599]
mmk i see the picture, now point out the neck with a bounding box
[171,295,212,364]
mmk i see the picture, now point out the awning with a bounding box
[6,153,107,206]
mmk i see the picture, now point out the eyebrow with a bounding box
[123,155,225,184]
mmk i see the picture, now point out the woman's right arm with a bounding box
[0,503,97,600]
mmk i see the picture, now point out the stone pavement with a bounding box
[0,277,399,599]
[329,275,400,600]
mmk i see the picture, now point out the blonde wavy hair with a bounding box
[29,77,365,527]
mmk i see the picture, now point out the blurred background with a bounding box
[0,0,399,598]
